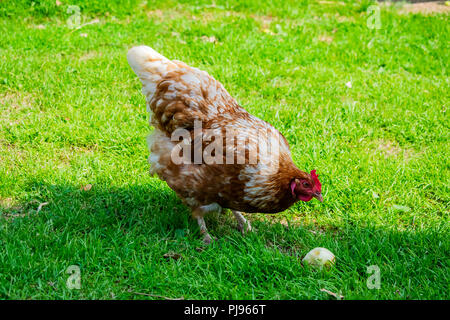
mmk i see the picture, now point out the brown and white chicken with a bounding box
[127,46,323,244]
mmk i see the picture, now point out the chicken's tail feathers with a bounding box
[127,46,178,98]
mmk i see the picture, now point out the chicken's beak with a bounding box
[313,192,323,202]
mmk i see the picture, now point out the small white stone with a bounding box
[302,247,336,269]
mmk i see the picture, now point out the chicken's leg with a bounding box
[193,203,221,245]
[232,210,252,234]
[196,216,212,245]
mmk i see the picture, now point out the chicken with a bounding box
[127,46,322,244]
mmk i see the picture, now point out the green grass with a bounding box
[0,0,449,299]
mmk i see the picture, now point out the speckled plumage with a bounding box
[127,46,321,242]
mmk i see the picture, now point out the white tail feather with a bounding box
[127,46,177,99]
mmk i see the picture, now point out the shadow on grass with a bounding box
[0,180,238,240]
[0,180,448,299]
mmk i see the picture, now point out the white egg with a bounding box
[302,247,336,269]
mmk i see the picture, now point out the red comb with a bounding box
[310,170,321,192]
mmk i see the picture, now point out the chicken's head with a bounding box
[290,170,323,202]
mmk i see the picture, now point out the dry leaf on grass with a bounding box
[318,35,333,44]
[201,35,218,43]
[163,252,182,260]
[320,288,344,300]
[81,184,92,191]
[36,202,49,214]
[399,2,450,15]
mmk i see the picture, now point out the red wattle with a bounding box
[298,195,313,202]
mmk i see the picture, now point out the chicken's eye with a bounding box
[303,182,311,188]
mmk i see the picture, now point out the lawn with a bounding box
[0,0,448,299]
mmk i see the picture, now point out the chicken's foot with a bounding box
[232,210,252,234]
